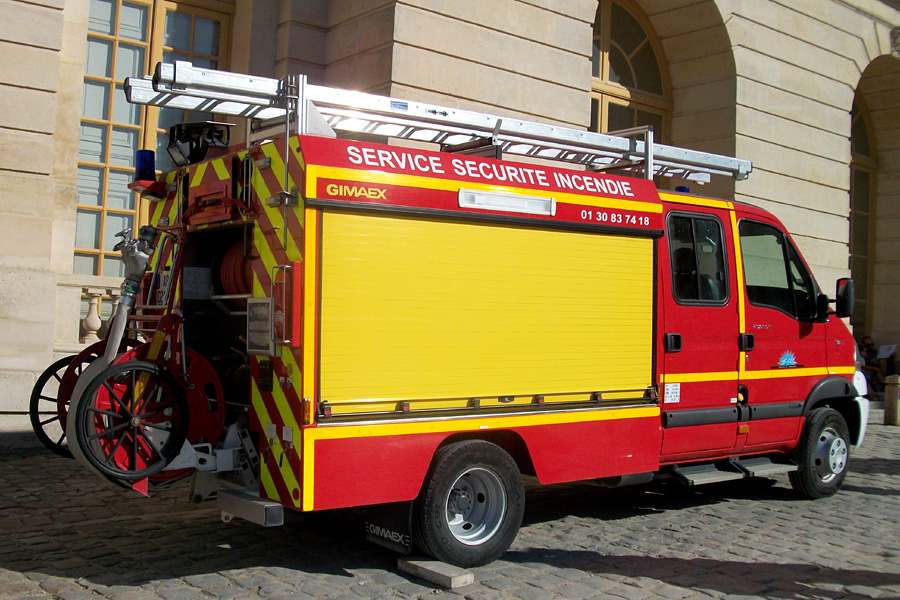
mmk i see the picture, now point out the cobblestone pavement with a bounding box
[1,409,899,600]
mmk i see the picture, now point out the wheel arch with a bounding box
[804,376,861,444]
[435,430,536,477]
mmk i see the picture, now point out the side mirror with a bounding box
[835,278,854,318]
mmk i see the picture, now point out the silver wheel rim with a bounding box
[444,467,506,545]
[814,425,848,483]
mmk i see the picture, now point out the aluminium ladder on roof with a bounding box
[125,61,752,184]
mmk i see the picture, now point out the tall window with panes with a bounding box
[589,0,671,140]
[75,0,230,321]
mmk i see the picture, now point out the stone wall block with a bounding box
[0,42,60,92]
[0,86,58,135]
[0,0,63,50]
[392,45,586,126]
[668,52,736,89]
[737,168,850,218]
[399,0,590,55]
[327,0,393,28]
[656,25,732,64]
[735,105,852,165]
[737,140,849,204]
[0,129,54,175]
[736,78,849,135]
[673,79,738,114]
[671,106,736,145]
[734,48,853,112]
[394,4,589,90]
[0,266,56,371]
[325,46,393,91]
[728,17,861,86]
[650,2,728,38]
[0,214,52,268]
[325,4,395,64]
[0,370,36,414]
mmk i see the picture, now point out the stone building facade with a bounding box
[1,0,899,431]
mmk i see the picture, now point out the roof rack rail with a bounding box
[125,61,751,184]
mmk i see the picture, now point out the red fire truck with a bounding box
[30,62,869,568]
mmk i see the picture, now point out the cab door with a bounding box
[736,217,826,450]
[659,207,741,461]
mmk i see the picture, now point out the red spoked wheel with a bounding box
[105,343,227,485]
[73,360,189,481]
[29,338,140,459]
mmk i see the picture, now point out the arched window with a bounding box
[590,0,671,139]
[850,96,876,334]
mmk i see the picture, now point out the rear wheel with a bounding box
[789,407,851,499]
[413,440,524,567]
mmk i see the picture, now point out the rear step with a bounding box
[671,457,798,486]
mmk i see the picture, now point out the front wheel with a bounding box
[789,407,851,499]
[413,440,524,567]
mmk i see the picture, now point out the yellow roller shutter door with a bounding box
[319,211,654,412]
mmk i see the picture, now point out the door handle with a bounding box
[665,333,682,353]
[739,333,755,352]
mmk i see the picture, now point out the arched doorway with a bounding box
[853,55,900,344]
[849,95,876,336]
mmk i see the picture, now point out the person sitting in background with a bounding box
[860,336,885,393]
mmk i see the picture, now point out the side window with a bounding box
[668,214,727,304]
[739,220,818,320]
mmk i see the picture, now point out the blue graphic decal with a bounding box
[778,351,798,368]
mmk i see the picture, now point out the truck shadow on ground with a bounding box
[503,549,900,599]
[520,476,797,526]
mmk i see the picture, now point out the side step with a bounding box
[671,457,798,486]
[672,462,745,486]
[732,456,798,477]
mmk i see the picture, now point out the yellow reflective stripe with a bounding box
[251,382,280,503]
[263,142,297,196]
[302,208,318,403]
[301,207,318,512]
[662,366,853,383]
[661,371,739,384]
[190,162,208,186]
[305,405,660,442]
[729,210,747,374]
[212,158,229,181]
[307,165,662,214]
[290,135,305,170]
[659,192,733,210]
[740,366,849,380]
[252,216,278,285]
[302,434,315,511]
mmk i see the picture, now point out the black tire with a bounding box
[789,407,851,499]
[413,440,524,567]
[73,360,188,481]
[29,355,76,458]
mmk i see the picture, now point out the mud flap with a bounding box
[363,500,413,554]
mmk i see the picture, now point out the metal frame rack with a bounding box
[126,61,752,184]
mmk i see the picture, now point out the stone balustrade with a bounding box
[55,274,124,352]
